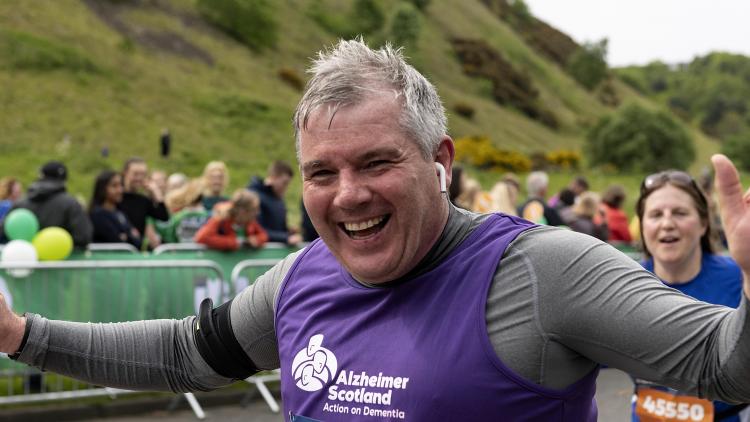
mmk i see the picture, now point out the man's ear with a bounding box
[435,136,455,192]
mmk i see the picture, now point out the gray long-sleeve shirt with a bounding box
[17,205,750,403]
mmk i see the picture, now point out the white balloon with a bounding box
[1,240,38,277]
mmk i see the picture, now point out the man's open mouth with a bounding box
[340,215,391,239]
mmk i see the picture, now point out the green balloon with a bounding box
[4,209,39,241]
[32,227,73,261]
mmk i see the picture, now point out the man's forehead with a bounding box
[305,90,402,130]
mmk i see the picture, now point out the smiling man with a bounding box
[3,39,750,422]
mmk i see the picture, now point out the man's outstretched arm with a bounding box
[0,251,300,393]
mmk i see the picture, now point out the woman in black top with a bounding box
[89,170,142,249]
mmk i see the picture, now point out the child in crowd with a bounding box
[194,189,268,251]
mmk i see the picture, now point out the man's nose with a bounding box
[333,172,372,209]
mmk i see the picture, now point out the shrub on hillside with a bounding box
[453,102,476,119]
[585,103,695,172]
[353,0,385,35]
[407,0,431,11]
[721,132,750,171]
[197,0,277,51]
[454,135,531,172]
[0,30,99,73]
[389,3,420,48]
[546,150,581,170]
[566,39,608,90]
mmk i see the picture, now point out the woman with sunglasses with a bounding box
[632,169,745,421]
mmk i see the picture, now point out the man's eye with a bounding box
[366,160,388,169]
[309,170,333,179]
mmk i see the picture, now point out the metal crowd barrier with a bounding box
[86,243,140,254]
[230,258,284,414]
[153,242,290,255]
[0,259,229,419]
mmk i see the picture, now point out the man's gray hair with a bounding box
[526,171,549,198]
[294,38,447,161]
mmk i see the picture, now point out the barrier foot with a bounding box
[184,392,206,419]
[255,382,280,413]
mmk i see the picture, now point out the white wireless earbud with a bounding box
[435,163,447,193]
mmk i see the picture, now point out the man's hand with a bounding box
[712,154,750,297]
[0,292,26,354]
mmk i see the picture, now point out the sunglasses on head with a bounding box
[640,170,701,196]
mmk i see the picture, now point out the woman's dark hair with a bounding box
[635,170,715,258]
[90,170,119,212]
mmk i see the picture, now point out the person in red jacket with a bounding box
[195,189,268,251]
[601,184,632,244]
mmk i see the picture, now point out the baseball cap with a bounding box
[40,161,68,181]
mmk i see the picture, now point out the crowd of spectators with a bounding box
[0,158,310,252]
[449,165,727,254]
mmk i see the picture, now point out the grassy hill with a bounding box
[0,0,723,219]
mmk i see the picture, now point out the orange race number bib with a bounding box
[635,388,714,422]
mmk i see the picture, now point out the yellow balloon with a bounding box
[32,227,74,261]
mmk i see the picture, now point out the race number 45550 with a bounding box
[635,388,714,422]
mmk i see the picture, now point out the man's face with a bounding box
[123,162,148,192]
[300,92,451,284]
[269,174,291,198]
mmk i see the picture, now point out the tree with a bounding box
[197,0,277,51]
[389,3,420,48]
[722,131,750,171]
[566,39,608,90]
[585,103,695,172]
[353,0,385,35]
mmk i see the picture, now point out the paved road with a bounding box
[85,369,634,421]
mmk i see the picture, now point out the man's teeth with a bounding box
[344,216,385,232]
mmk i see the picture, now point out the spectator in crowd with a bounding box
[89,170,142,249]
[160,128,171,158]
[548,175,589,208]
[167,172,188,194]
[0,177,23,222]
[6,161,92,247]
[118,158,169,247]
[555,188,576,225]
[145,169,169,248]
[632,170,745,421]
[195,189,268,251]
[487,180,518,216]
[518,171,564,225]
[247,160,301,245]
[456,177,481,211]
[300,200,318,242]
[201,161,230,212]
[601,184,632,244]
[164,179,209,243]
[150,170,168,197]
[567,191,608,241]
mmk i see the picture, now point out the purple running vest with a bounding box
[275,214,599,421]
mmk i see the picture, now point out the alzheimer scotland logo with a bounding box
[292,334,338,392]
